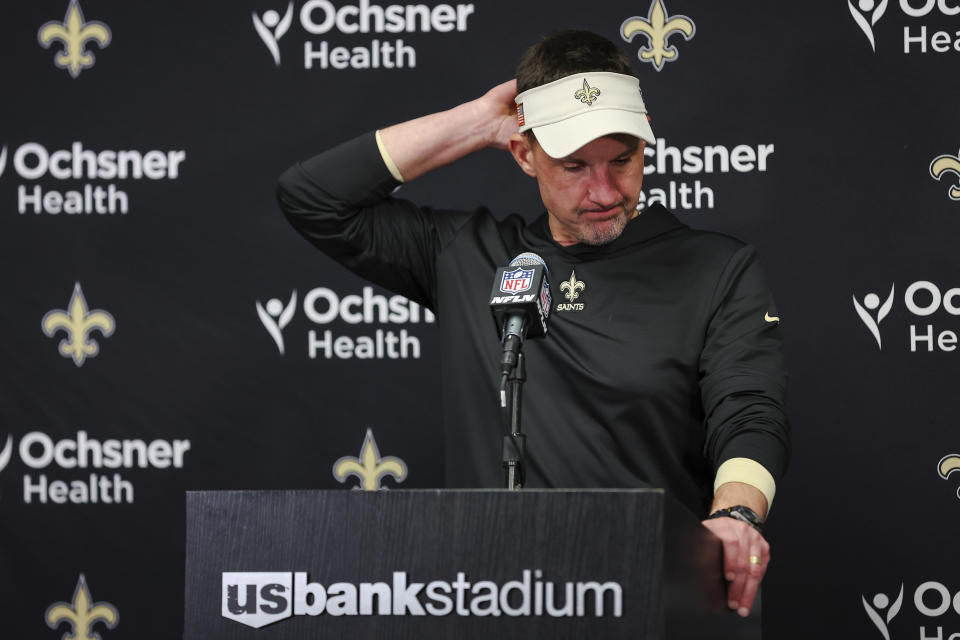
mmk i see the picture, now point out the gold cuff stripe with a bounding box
[714,457,777,511]
[375,129,405,183]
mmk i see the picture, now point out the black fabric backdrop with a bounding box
[2,1,960,637]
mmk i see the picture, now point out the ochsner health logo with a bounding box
[849,0,960,55]
[256,290,297,354]
[253,3,294,66]
[849,0,889,52]
[853,284,895,349]
[861,581,960,639]
[250,1,477,71]
[854,280,960,352]
[257,286,434,360]
[862,583,903,640]
[0,434,13,472]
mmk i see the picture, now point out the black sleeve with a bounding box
[699,244,791,484]
[275,131,471,310]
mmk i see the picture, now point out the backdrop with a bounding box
[2,1,959,638]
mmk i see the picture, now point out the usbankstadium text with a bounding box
[222,570,622,628]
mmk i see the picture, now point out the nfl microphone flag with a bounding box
[488,254,551,340]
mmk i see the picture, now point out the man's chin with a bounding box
[578,210,631,246]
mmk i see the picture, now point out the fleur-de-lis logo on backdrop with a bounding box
[46,574,119,640]
[862,584,902,640]
[930,151,960,201]
[560,270,586,302]
[42,282,116,367]
[38,0,111,78]
[574,79,601,106]
[333,429,408,491]
[620,0,696,72]
[939,454,960,499]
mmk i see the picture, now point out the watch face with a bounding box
[709,506,764,532]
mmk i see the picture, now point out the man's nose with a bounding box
[587,167,620,205]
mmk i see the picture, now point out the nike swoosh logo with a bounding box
[765,313,780,323]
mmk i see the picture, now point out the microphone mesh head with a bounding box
[509,252,549,274]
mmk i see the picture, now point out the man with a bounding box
[277,30,789,618]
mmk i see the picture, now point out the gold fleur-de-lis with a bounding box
[939,454,960,479]
[46,574,119,640]
[930,152,960,201]
[573,79,601,106]
[38,0,112,79]
[621,0,696,72]
[939,454,960,499]
[333,429,408,491]
[42,282,116,367]
[559,270,586,302]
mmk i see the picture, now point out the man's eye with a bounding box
[562,164,582,172]
[613,156,632,165]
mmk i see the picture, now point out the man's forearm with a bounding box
[379,79,518,182]
[710,481,769,520]
[379,102,492,181]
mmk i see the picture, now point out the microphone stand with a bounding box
[501,352,526,490]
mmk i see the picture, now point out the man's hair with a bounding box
[516,30,635,94]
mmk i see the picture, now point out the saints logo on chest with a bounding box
[556,269,586,312]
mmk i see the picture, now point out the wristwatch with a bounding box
[706,505,764,534]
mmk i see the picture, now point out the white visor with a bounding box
[515,71,655,159]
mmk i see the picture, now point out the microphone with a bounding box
[489,252,552,374]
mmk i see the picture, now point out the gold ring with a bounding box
[749,555,762,565]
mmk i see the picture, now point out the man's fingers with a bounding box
[737,541,768,616]
[700,517,770,615]
[723,538,746,610]
[738,575,761,617]
[721,536,740,580]
[486,78,519,105]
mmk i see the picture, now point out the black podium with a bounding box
[184,489,759,639]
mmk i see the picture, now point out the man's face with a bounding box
[510,133,645,246]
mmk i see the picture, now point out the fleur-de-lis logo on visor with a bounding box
[560,270,586,302]
[333,429,408,491]
[38,0,111,78]
[46,574,119,640]
[42,282,116,367]
[574,79,601,106]
[930,151,960,201]
[621,0,696,72]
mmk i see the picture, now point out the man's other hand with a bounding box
[701,513,769,618]
[477,79,519,150]
[704,480,770,617]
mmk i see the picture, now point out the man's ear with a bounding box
[508,133,538,178]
